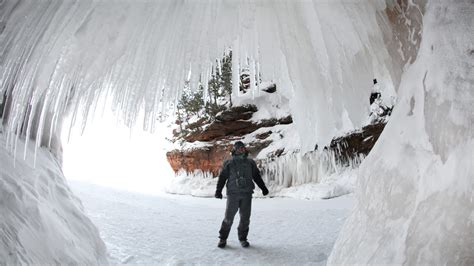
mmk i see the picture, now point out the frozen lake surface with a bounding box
[70,181,354,265]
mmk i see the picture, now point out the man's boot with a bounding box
[240,240,250,248]
[217,238,226,248]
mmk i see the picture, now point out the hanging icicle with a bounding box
[0,0,398,159]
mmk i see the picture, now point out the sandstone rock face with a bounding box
[379,0,426,89]
[184,120,257,143]
[329,122,386,166]
[168,119,386,179]
[167,102,292,176]
[166,145,232,177]
[385,0,425,66]
[167,83,386,179]
[183,104,292,143]
[166,138,276,177]
[255,121,388,190]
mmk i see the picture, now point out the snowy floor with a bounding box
[69,181,354,265]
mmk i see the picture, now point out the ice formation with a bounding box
[260,150,363,187]
[328,1,474,264]
[0,133,107,264]
[0,0,398,158]
[0,0,471,264]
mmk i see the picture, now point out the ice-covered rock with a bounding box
[329,1,474,264]
[166,85,295,177]
[0,133,108,264]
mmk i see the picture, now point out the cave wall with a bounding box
[329,1,474,264]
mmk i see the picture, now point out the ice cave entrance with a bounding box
[57,94,357,264]
[61,99,174,195]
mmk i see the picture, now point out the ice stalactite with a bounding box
[261,150,363,188]
[0,0,399,160]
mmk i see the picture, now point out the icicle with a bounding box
[249,58,256,100]
[231,38,240,99]
[260,149,365,188]
[0,0,399,162]
[202,65,210,104]
[256,60,261,97]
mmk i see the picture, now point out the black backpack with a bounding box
[227,158,255,193]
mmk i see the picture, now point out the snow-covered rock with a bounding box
[166,87,296,177]
[329,1,474,264]
[0,133,108,265]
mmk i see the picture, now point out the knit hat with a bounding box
[231,141,248,156]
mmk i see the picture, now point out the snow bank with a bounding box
[0,133,108,264]
[329,1,474,264]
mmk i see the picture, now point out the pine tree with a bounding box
[208,71,220,106]
[221,52,233,107]
[177,83,205,120]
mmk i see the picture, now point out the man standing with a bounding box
[215,141,269,248]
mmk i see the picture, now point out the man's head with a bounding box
[232,141,248,157]
[373,78,378,85]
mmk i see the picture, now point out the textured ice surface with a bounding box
[328,1,474,264]
[0,133,107,264]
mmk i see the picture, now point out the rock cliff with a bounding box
[166,97,294,176]
[167,85,387,178]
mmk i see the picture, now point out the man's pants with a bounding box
[219,193,252,241]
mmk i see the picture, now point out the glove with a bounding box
[262,187,269,196]
[215,190,223,199]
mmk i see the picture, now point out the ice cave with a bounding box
[0,0,472,264]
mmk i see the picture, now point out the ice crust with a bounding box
[0,0,397,157]
[328,1,474,264]
[0,132,108,264]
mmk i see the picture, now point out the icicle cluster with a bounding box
[0,0,398,160]
[260,150,364,187]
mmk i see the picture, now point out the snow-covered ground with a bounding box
[70,180,354,265]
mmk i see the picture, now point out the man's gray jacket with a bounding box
[216,156,267,195]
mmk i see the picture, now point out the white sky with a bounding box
[61,102,175,195]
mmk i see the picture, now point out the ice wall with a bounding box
[0,133,108,264]
[328,1,474,264]
[0,0,398,157]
